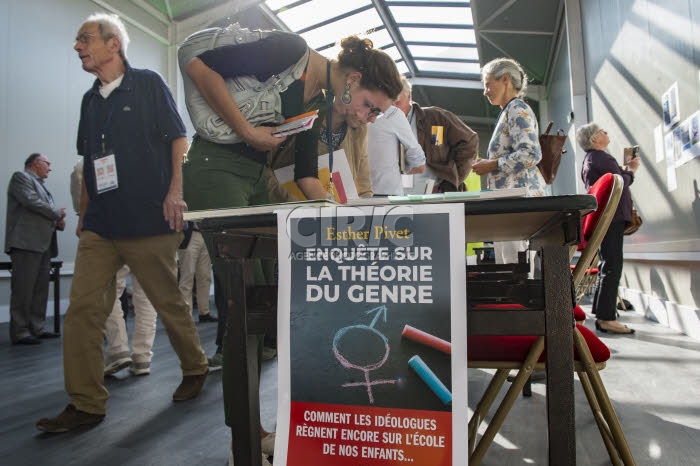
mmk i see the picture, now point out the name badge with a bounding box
[431,126,444,146]
[94,153,119,194]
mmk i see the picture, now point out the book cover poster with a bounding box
[276,204,467,465]
[676,111,700,165]
[662,82,680,131]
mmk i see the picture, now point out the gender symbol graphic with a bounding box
[332,305,397,404]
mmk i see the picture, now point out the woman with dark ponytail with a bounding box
[267,34,404,200]
[180,28,402,205]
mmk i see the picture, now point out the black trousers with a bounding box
[592,221,626,321]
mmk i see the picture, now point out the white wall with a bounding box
[0,0,180,323]
[539,29,578,196]
[544,0,700,339]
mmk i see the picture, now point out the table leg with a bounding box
[541,245,576,465]
[225,258,263,466]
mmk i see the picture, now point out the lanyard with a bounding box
[88,92,115,156]
[100,107,114,155]
[325,60,334,182]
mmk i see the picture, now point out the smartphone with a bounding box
[624,145,640,160]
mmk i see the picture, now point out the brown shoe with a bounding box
[172,370,209,401]
[36,404,105,433]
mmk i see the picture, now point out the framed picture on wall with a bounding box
[662,82,681,131]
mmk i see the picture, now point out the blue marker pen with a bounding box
[408,355,452,405]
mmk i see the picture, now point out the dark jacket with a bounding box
[581,149,634,224]
[412,103,479,192]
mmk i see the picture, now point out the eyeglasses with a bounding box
[368,108,384,119]
[364,100,384,119]
[38,159,51,167]
[74,32,95,45]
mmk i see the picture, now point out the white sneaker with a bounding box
[261,433,276,456]
[104,356,132,375]
[228,450,271,466]
[129,361,151,376]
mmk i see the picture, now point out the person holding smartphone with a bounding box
[576,123,641,334]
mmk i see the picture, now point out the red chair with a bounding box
[572,172,621,306]
[467,174,635,465]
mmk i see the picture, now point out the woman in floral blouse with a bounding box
[473,57,546,194]
[473,58,547,265]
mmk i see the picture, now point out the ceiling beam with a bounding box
[258,3,292,31]
[479,29,553,36]
[411,77,483,90]
[129,0,171,25]
[163,0,174,22]
[542,0,566,93]
[411,76,544,100]
[370,0,418,76]
[470,0,486,67]
[90,0,168,44]
[477,32,543,83]
[477,0,517,29]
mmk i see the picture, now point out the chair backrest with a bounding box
[571,173,623,288]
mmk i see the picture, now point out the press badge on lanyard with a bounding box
[94,132,119,194]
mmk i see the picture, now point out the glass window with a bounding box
[408,45,478,61]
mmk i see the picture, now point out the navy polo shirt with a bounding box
[77,63,186,239]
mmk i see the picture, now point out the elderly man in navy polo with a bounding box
[36,12,208,433]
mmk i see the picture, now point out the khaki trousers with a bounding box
[63,231,208,415]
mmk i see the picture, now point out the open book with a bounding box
[272,110,319,137]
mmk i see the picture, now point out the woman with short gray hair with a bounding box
[473,57,546,265]
[577,123,640,334]
[480,57,529,98]
[473,57,545,194]
[576,122,603,152]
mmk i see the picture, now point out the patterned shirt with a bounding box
[486,98,546,196]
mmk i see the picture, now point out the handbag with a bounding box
[624,208,643,235]
[538,121,568,184]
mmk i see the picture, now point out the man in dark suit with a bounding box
[5,153,66,344]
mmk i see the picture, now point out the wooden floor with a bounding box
[1,300,700,465]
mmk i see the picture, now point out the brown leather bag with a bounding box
[624,208,643,235]
[538,121,568,184]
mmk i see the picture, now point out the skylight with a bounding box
[263,0,479,81]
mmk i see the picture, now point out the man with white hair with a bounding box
[36,13,208,433]
[397,82,479,193]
